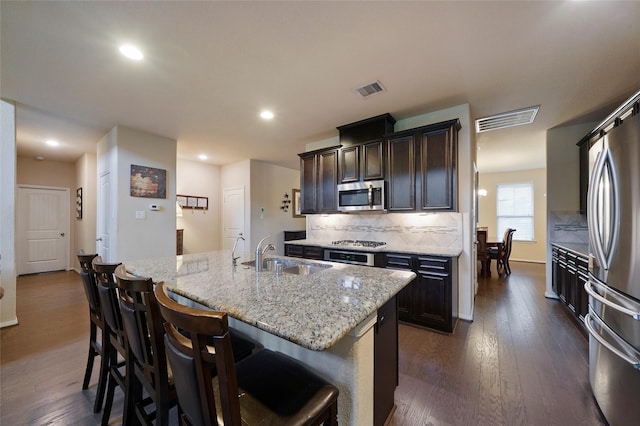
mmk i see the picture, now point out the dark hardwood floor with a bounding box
[1,262,605,425]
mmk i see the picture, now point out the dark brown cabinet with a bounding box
[384,253,457,333]
[551,244,589,330]
[299,148,339,214]
[339,140,386,183]
[374,296,398,426]
[284,244,324,260]
[386,119,459,212]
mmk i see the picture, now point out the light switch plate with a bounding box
[136,211,145,219]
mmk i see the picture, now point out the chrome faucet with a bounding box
[255,235,275,272]
[232,233,245,266]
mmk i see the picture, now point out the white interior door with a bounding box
[97,171,111,260]
[223,187,245,251]
[17,186,69,275]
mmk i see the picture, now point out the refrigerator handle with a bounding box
[584,313,640,370]
[584,280,640,320]
[587,149,608,270]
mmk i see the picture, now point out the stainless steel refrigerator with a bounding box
[584,90,640,426]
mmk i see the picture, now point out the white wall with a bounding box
[478,168,547,263]
[249,160,306,255]
[176,159,222,254]
[97,125,177,263]
[544,121,597,297]
[0,99,17,328]
[74,152,97,267]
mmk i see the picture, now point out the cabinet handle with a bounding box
[368,184,373,208]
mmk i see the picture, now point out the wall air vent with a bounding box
[354,80,385,98]
[475,105,540,133]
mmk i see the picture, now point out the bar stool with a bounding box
[154,281,339,426]
[114,265,179,426]
[92,258,129,426]
[77,253,107,413]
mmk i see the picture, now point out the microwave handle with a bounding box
[368,184,373,208]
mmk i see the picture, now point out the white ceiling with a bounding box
[2,1,639,173]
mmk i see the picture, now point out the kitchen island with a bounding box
[124,250,416,425]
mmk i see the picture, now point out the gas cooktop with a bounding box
[330,240,387,248]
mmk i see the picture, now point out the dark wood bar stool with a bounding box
[92,258,128,426]
[114,265,179,426]
[154,281,339,426]
[77,253,107,413]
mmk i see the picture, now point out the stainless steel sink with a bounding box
[282,263,332,275]
[241,258,332,275]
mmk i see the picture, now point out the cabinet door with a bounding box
[339,145,359,183]
[387,135,415,211]
[318,150,338,212]
[300,154,317,214]
[384,253,414,321]
[285,244,304,258]
[414,256,453,332]
[557,249,568,304]
[567,263,577,313]
[362,140,385,180]
[374,296,398,426]
[303,246,324,260]
[418,126,457,211]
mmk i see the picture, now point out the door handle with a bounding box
[60,232,65,237]
[96,238,102,242]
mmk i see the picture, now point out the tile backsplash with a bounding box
[306,212,463,250]
[549,211,589,244]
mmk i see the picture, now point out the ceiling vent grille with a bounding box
[475,105,540,133]
[354,80,385,98]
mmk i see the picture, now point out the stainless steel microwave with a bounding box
[337,180,386,212]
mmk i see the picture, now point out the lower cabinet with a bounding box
[284,244,324,260]
[551,244,589,328]
[384,253,457,333]
[374,296,398,426]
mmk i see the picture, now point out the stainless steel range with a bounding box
[324,240,386,266]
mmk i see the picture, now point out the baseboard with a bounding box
[0,317,18,328]
[510,258,545,264]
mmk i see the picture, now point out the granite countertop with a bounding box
[551,242,589,257]
[288,238,463,257]
[124,251,416,351]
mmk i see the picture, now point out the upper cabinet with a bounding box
[339,140,386,183]
[387,119,460,212]
[299,114,460,214]
[299,147,339,214]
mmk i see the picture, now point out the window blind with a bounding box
[496,183,534,241]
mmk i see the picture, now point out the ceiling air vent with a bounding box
[354,80,385,98]
[475,105,540,133]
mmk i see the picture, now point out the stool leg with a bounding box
[83,321,97,390]
[93,328,110,413]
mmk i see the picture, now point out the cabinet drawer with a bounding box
[285,244,304,258]
[384,253,413,270]
[415,256,451,274]
[304,246,324,260]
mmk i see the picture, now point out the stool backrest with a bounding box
[77,253,100,312]
[154,282,240,426]
[92,258,123,336]
[115,265,169,395]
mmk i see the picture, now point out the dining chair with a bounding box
[154,281,339,426]
[92,257,130,426]
[77,253,107,413]
[114,265,179,426]
[488,228,516,275]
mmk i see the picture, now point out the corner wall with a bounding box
[75,152,97,267]
[0,99,17,328]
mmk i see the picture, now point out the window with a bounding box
[496,182,534,241]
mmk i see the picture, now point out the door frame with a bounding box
[17,184,71,275]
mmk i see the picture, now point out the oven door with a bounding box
[337,180,385,212]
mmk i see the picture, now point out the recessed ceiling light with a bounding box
[260,110,274,120]
[198,154,208,160]
[45,139,59,147]
[119,44,144,61]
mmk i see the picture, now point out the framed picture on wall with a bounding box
[76,187,83,219]
[130,164,167,198]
